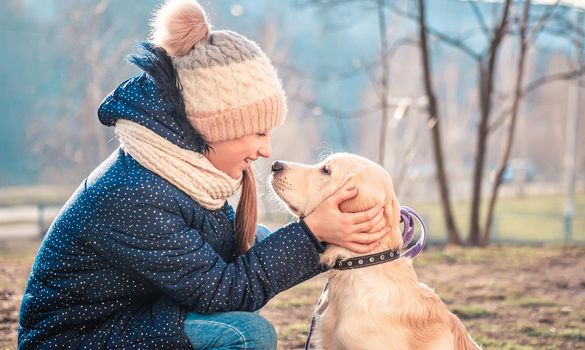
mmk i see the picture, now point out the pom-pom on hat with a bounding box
[150,0,286,143]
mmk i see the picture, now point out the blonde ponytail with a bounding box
[234,167,258,256]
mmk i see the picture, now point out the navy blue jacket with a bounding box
[18,72,326,349]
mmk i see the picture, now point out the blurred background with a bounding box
[1,1,584,349]
[1,0,583,245]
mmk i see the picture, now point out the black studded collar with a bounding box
[333,249,401,270]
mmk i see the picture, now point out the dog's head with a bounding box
[270,153,403,257]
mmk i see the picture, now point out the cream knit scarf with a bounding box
[114,119,241,210]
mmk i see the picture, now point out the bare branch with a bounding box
[275,37,418,82]
[334,112,350,150]
[551,11,585,39]
[488,0,512,60]
[468,0,490,39]
[288,93,426,121]
[384,1,481,60]
[393,111,425,195]
[527,0,560,44]
[523,65,585,96]
[288,94,382,119]
[488,65,585,133]
[363,63,384,100]
[427,27,483,60]
[360,37,419,101]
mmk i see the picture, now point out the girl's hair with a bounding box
[234,167,258,256]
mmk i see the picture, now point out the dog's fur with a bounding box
[270,153,481,350]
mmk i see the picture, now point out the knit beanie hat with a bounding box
[150,0,287,142]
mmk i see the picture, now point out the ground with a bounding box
[1,240,584,350]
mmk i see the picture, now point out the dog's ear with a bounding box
[383,179,403,249]
[343,173,358,191]
[339,178,380,213]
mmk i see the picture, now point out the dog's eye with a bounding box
[321,165,331,176]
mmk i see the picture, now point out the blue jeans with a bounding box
[183,225,276,349]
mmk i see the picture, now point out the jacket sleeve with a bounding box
[86,186,327,314]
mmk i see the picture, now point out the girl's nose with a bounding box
[258,137,272,158]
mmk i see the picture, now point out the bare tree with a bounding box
[468,0,512,246]
[417,0,462,245]
[391,0,585,246]
[483,0,531,246]
[473,1,585,245]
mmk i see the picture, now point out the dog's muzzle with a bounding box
[271,160,285,174]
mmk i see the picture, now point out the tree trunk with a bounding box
[469,64,490,246]
[469,0,512,246]
[417,0,462,245]
[377,0,390,167]
[483,0,531,245]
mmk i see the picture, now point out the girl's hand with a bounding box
[302,187,389,253]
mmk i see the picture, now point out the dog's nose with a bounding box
[271,161,285,173]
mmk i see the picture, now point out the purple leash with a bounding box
[304,206,427,349]
[400,206,427,258]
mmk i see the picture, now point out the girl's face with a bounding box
[205,131,273,179]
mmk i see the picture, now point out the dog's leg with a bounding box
[448,312,482,350]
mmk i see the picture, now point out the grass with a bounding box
[414,245,562,266]
[559,328,585,341]
[408,192,585,243]
[519,325,555,338]
[515,325,585,343]
[473,336,540,350]
[506,294,559,308]
[450,305,493,319]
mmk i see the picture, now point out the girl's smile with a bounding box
[205,132,272,179]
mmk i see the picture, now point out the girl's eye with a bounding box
[257,132,267,137]
[321,166,331,176]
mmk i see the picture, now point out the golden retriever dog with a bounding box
[270,153,480,350]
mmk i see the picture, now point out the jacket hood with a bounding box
[98,42,207,153]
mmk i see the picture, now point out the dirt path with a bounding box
[262,246,585,349]
[1,241,584,349]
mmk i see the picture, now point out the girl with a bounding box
[18,1,388,349]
